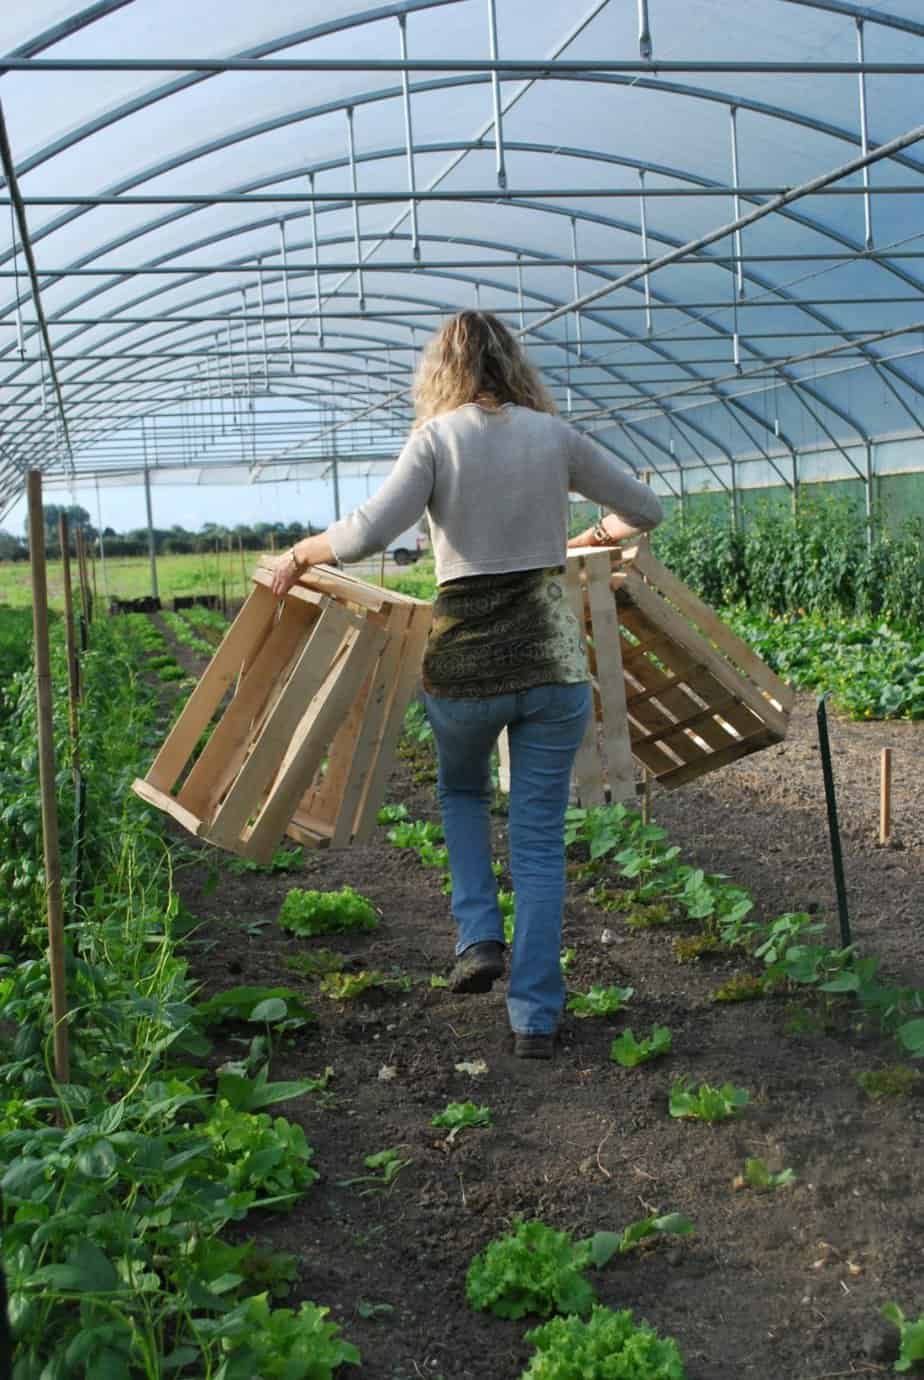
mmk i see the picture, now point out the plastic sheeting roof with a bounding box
[1,0,924,517]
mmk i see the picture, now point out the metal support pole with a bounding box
[570,217,583,358]
[309,172,324,345]
[278,221,294,372]
[27,471,70,1086]
[730,106,745,299]
[332,453,341,522]
[637,0,653,59]
[94,480,109,601]
[398,14,421,261]
[257,258,269,386]
[487,0,508,189]
[638,170,652,335]
[856,19,874,250]
[816,694,852,950]
[345,108,365,311]
[678,464,687,524]
[729,456,740,532]
[864,439,875,549]
[142,452,159,600]
[516,254,524,330]
[225,320,236,426]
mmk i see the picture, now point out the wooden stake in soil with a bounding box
[74,525,92,633]
[27,472,71,1085]
[641,768,652,824]
[238,535,248,598]
[880,747,892,846]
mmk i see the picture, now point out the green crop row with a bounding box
[0,615,358,1378]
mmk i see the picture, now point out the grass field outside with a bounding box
[0,550,437,610]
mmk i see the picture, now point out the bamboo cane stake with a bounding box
[880,747,892,846]
[27,472,70,1086]
[57,515,81,752]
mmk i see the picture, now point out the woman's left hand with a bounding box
[270,554,305,598]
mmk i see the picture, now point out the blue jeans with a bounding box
[423,683,591,1035]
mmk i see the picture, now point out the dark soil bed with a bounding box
[155,613,924,1380]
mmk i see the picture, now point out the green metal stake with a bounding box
[816,694,851,949]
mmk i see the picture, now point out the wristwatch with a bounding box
[286,546,306,574]
[592,521,610,545]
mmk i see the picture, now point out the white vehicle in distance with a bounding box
[389,527,428,565]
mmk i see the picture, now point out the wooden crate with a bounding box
[499,544,793,804]
[132,561,432,861]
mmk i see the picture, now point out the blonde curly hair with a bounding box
[413,310,557,425]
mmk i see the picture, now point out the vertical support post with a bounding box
[279,221,295,372]
[637,0,652,59]
[729,106,745,300]
[345,108,365,310]
[238,535,247,599]
[398,13,421,261]
[638,170,652,335]
[143,459,159,601]
[94,481,109,602]
[816,694,851,950]
[864,439,875,550]
[225,320,236,427]
[791,448,799,516]
[257,257,269,386]
[855,19,874,251]
[570,217,583,358]
[729,455,740,533]
[309,172,324,346]
[678,464,687,525]
[516,253,524,330]
[27,471,70,1086]
[486,0,507,189]
[879,747,892,847]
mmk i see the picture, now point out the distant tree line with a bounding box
[0,506,320,561]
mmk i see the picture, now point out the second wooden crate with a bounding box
[500,545,793,804]
[132,561,431,860]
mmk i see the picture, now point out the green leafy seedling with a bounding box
[321,971,385,1001]
[881,1302,924,1373]
[338,1147,412,1197]
[560,947,577,973]
[465,1220,595,1321]
[898,1018,924,1059]
[734,1158,795,1192]
[278,886,379,937]
[430,974,449,989]
[386,820,443,849]
[195,985,316,1032]
[609,1025,672,1068]
[217,1063,333,1113]
[376,803,409,825]
[566,984,634,1018]
[227,846,304,875]
[669,1076,750,1122]
[586,1213,694,1266]
[431,1101,492,1141]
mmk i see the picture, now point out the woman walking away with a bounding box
[271,310,662,1057]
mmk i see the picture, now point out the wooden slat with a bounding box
[331,619,405,847]
[618,600,761,748]
[145,585,277,792]
[286,815,334,849]
[256,558,389,612]
[565,558,605,806]
[251,566,325,609]
[630,544,795,712]
[656,730,776,790]
[205,604,354,850]
[178,601,316,818]
[131,777,204,838]
[582,552,635,803]
[351,602,432,841]
[297,619,389,844]
[243,625,379,860]
[631,694,744,751]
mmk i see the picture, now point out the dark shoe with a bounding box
[448,941,505,994]
[513,1032,557,1059]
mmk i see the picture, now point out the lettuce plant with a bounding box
[522,1305,686,1380]
[278,886,379,936]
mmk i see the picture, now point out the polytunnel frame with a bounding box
[1,0,924,553]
